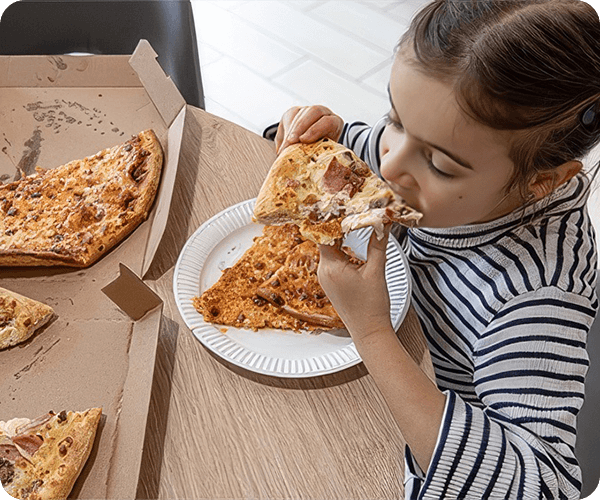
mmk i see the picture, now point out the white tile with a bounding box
[201,56,303,133]
[192,1,304,77]
[362,58,393,97]
[273,59,388,126]
[232,1,389,79]
[206,0,248,11]
[310,1,406,52]
[198,43,223,67]
[387,0,428,24]
[287,0,324,12]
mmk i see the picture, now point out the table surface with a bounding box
[138,106,435,500]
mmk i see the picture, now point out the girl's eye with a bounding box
[385,112,404,130]
[427,160,454,179]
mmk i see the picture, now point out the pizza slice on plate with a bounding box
[0,130,163,267]
[256,239,347,329]
[193,224,345,332]
[0,407,102,500]
[253,138,421,245]
[0,288,54,350]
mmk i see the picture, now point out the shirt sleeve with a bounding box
[416,286,597,499]
[339,117,387,177]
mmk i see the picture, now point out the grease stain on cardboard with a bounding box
[15,128,43,180]
[23,99,124,138]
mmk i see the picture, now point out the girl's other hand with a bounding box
[317,227,394,341]
[275,105,344,154]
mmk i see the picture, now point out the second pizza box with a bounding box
[0,40,184,499]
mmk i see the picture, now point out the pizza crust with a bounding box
[254,138,421,245]
[0,288,54,350]
[0,408,102,500]
[0,130,163,267]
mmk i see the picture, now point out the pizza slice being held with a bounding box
[0,130,163,267]
[0,288,54,350]
[0,407,102,500]
[253,138,422,245]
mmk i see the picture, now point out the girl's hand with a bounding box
[317,227,394,340]
[275,105,344,154]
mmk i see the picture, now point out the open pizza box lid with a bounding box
[0,40,183,499]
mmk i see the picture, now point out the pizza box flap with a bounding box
[128,40,186,128]
[126,39,187,276]
[102,264,163,321]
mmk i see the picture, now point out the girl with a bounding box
[274,0,600,498]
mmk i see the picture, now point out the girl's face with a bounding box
[380,54,525,228]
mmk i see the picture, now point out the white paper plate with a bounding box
[173,198,411,378]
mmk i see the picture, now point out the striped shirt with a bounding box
[341,118,599,499]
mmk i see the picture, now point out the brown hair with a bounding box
[400,0,600,196]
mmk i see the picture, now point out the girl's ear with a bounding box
[528,160,582,201]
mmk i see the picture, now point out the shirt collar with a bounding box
[409,174,590,249]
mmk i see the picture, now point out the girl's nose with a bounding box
[380,140,418,190]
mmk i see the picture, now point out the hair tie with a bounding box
[581,102,598,128]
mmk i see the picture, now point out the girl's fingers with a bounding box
[278,106,312,153]
[278,105,340,153]
[300,115,344,143]
[275,106,302,153]
[366,226,390,271]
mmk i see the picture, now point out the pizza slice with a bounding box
[256,240,347,329]
[0,287,54,350]
[193,224,343,331]
[0,130,163,267]
[0,407,102,500]
[253,138,422,245]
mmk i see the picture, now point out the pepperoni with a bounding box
[321,157,364,197]
[12,433,43,455]
[0,443,21,462]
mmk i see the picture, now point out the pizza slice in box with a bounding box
[0,130,163,268]
[193,224,346,331]
[253,138,421,245]
[0,287,54,350]
[0,408,102,500]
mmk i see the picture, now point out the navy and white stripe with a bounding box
[341,120,599,499]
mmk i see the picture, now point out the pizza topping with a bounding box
[58,436,73,456]
[20,479,43,499]
[321,157,364,197]
[57,411,67,423]
[0,457,15,485]
[12,434,43,456]
[14,414,53,437]
[0,443,21,462]
[280,304,343,329]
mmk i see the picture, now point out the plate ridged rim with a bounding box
[173,198,411,378]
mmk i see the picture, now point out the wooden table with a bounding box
[138,106,435,500]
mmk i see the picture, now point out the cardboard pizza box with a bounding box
[0,40,183,499]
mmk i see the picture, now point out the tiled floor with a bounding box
[191,0,427,135]
[191,0,599,239]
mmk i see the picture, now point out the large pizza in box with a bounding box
[0,130,163,267]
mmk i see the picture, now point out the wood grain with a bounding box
[139,107,435,499]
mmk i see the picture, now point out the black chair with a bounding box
[0,0,204,109]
